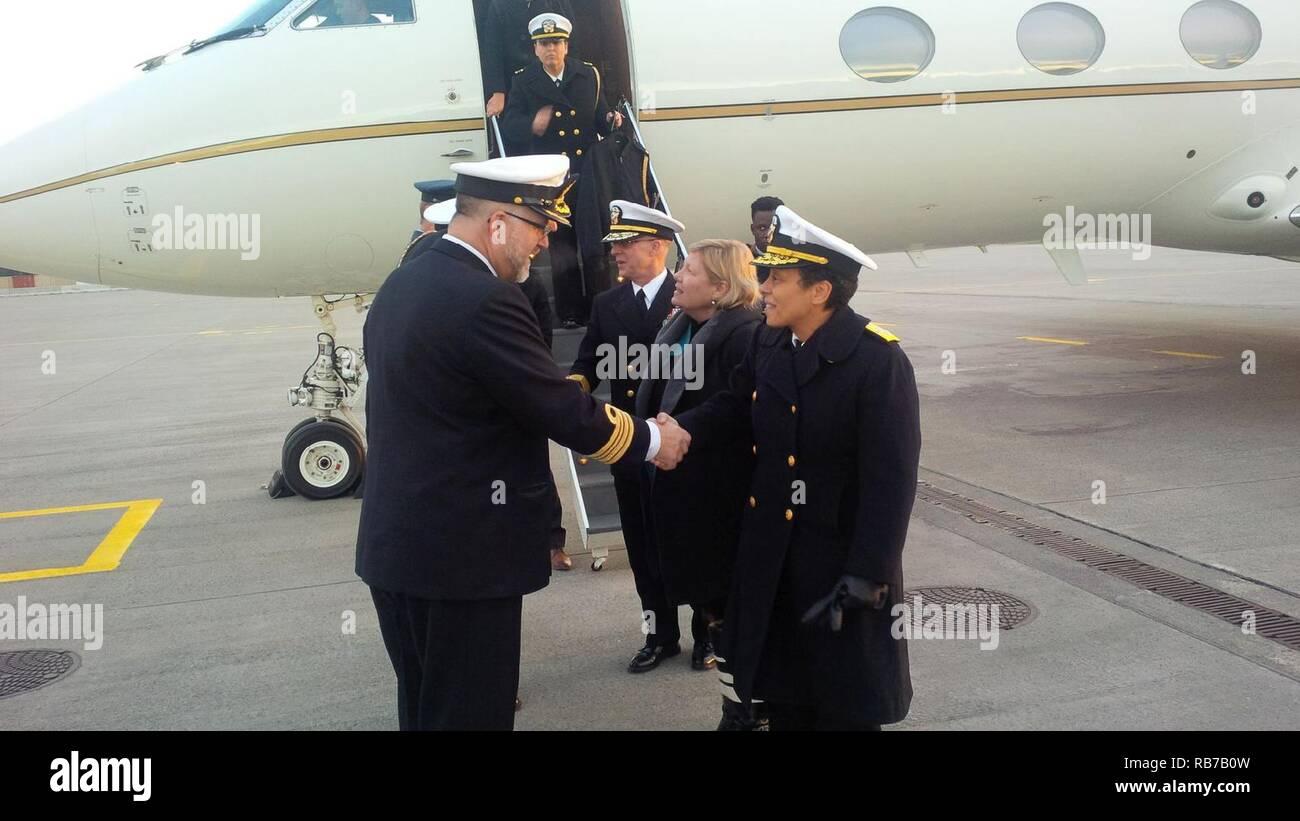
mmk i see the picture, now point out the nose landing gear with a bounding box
[267,295,371,500]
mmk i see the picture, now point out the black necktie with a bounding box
[555,77,562,88]
[636,289,648,317]
[793,337,803,350]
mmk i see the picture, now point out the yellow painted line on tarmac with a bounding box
[1149,350,1224,360]
[0,499,163,583]
[1018,336,1089,346]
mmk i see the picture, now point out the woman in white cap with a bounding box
[671,207,922,731]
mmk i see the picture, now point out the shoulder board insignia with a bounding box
[865,322,900,343]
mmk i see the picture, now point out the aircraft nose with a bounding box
[0,113,101,282]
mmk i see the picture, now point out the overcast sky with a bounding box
[0,0,250,145]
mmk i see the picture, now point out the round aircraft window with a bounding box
[1180,0,1262,70]
[840,7,936,83]
[1017,3,1106,76]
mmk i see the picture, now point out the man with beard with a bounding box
[357,156,691,730]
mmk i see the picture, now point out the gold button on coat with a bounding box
[785,509,794,521]
[788,455,796,467]
[790,405,797,414]
[626,390,635,398]
[748,497,757,508]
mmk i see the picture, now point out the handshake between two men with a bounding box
[649,412,690,471]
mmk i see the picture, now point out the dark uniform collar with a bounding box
[808,306,870,362]
[524,57,582,104]
[760,306,868,388]
[613,272,674,333]
[430,235,495,278]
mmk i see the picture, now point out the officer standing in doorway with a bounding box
[503,13,623,327]
[481,0,577,120]
[357,156,691,731]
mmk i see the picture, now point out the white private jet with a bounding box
[1,0,1297,499]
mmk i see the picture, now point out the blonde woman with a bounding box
[636,240,763,723]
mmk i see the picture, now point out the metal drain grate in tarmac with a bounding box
[0,650,80,700]
[915,481,1300,652]
[904,587,1034,631]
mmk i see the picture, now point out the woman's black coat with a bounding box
[635,304,763,607]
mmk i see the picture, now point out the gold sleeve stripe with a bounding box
[590,405,635,463]
[567,373,591,393]
[592,407,631,465]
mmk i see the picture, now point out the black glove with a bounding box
[801,575,889,633]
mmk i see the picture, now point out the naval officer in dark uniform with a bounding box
[357,156,691,731]
[672,207,921,731]
[568,201,684,673]
[405,193,569,571]
[502,13,623,326]
[481,0,577,120]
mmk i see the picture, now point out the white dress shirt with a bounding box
[634,270,669,308]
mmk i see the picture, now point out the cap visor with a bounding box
[602,231,643,243]
[530,205,571,228]
[751,250,809,268]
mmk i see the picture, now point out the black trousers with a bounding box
[548,223,587,323]
[766,702,882,732]
[547,478,566,551]
[613,471,679,645]
[370,587,522,731]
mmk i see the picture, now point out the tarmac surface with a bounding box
[1,244,1298,730]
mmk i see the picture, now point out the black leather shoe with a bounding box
[627,642,681,673]
[691,641,717,670]
[717,698,769,731]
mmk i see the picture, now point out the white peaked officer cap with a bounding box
[423,198,459,228]
[753,205,878,276]
[450,155,575,226]
[602,200,687,243]
[530,13,573,40]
